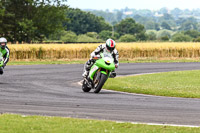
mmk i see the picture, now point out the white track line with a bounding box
[115,121,200,128]
[18,114,199,128]
[78,72,200,127]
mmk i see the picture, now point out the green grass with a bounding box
[104,70,200,98]
[120,58,200,63]
[0,114,199,133]
[7,58,200,65]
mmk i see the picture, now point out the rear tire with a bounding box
[94,74,107,93]
[82,80,91,92]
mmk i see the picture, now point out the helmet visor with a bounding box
[106,45,115,52]
[0,43,6,49]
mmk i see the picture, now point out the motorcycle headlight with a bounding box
[105,60,110,65]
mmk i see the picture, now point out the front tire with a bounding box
[94,74,107,93]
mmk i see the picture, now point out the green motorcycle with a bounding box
[0,53,4,67]
[82,52,116,93]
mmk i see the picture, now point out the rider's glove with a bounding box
[93,55,101,60]
[110,71,116,78]
[115,64,118,68]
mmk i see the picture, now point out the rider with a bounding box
[0,37,10,75]
[82,38,119,78]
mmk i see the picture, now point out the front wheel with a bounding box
[94,74,108,93]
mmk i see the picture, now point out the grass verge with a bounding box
[0,114,199,133]
[7,58,200,65]
[104,70,200,98]
[8,60,86,65]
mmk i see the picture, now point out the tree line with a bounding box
[87,7,200,32]
[49,9,146,42]
[1,1,200,43]
[0,0,146,43]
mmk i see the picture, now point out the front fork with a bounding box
[88,67,110,88]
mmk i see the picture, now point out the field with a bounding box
[8,42,200,61]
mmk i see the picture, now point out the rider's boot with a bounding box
[82,70,89,78]
[82,59,93,78]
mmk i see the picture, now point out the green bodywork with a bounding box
[0,48,8,58]
[89,54,115,80]
[0,48,7,67]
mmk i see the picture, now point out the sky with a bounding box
[66,0,200,11]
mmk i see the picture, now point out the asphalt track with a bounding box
[0,62,200,126]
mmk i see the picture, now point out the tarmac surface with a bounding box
[0,62,200,126]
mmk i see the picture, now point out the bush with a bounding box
[136,32,148,41]
[99,30,112,40]
[161,36,169,41]
[113,32,120,39]
[60,31,77,42]
[119,34,137,42]
[172,33,192,42]
[184,30,200,38]
[86,32,98,39]
[146,32,157,40]
[157,29,174,39]
[99,30,119,40]
[193,37,200,42]
[77,34,102,42]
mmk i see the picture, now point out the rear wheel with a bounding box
[82,79,91,92]
[94,74,107,93]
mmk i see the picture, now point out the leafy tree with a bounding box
[162,13,174,21]
[77,34,101,42]
[90,10,116,24]
[65,8,112,35]
[145,21,156,30]
[0,0,68,43]
[161,36,169,41]
[136,32,148,41]
[119,34,137,42]
[193,37,200,42]
[161,21,171,30]
[184,30,200,38]
[48,30,66,40]
[146,31,157,40]
[99,30,112,40]
[86,32,98,39]
[172,33,192,42]
[33,4,68,42]
[180,21,197,31]
[60,31,77,42]
[157,30,174,39]
[115,18,145,39]
[99,30,119,40]
[113,32,120,39]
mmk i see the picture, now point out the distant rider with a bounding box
[0,37,10,74]
[82,38,119,78]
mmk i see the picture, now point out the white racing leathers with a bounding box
[90,44,119,66]
[82,44,119,77]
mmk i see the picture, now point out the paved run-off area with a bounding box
[0,63,200,126]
